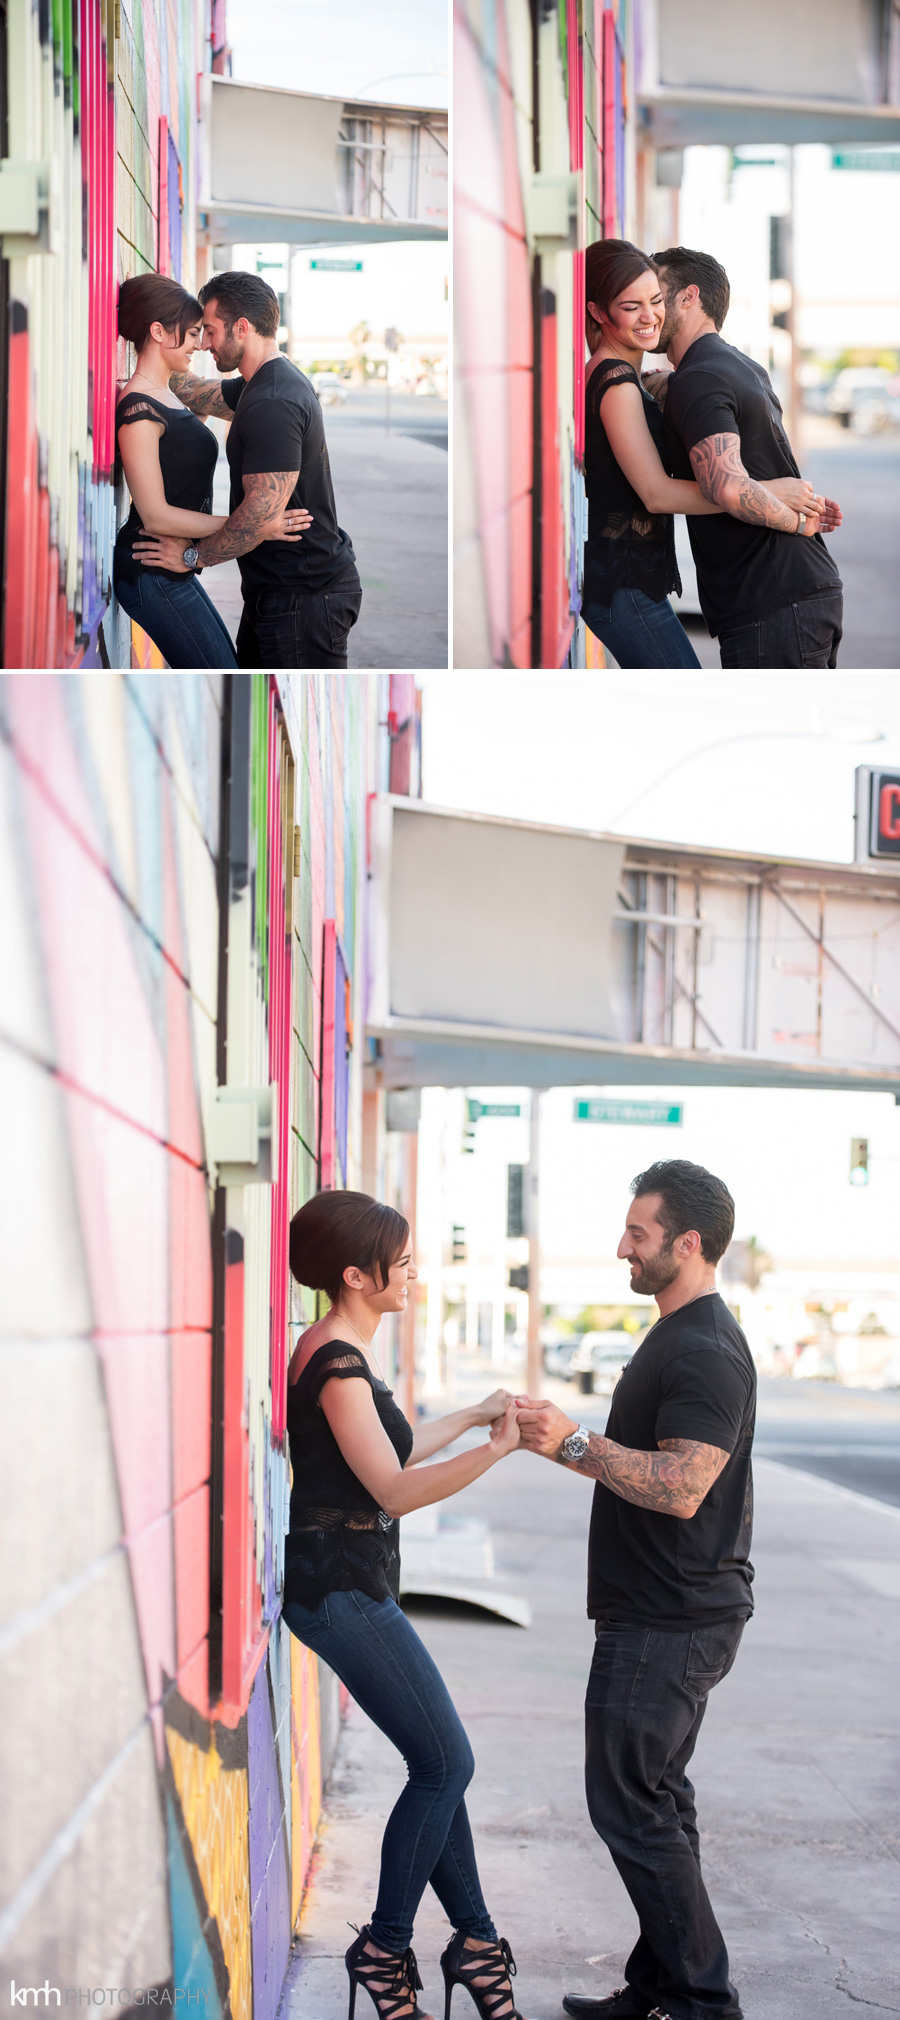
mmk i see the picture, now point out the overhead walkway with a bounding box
[365,799,900,1095]
[199,78,447,247]
[639,0,900,145]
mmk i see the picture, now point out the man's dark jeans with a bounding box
[585,1616,746,2020]
[717,591,842,669]
[236,562,362,669]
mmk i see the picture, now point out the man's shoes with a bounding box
[562,1993,651,2018]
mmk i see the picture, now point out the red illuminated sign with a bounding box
[857,768,900,860]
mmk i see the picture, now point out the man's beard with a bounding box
[629,1242,680,1296]
[212,328,243,372]
[654,303,680,356]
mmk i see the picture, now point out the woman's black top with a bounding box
[114,391,218,584]
[284,1340,414,1610]
[584,358,682,607]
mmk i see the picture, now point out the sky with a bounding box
[226,0,447,105]
[414,674,900,1284]
[416,672,900,863]
[225,2,448,345]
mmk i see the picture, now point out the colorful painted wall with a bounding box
[454,0,636,669]
[0,671,374,2004]
[0,1,220,671]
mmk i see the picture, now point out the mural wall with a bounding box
[1,0,219,671]
[0,671,374,2005]
[454,0,636,669]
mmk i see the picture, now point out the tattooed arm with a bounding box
[168,370,234,420]
[132,471,306,571]
[515,1401,728,1517]
[688,431,818,534]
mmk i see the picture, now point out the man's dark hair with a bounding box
[198,269,280,338]
[631,1159,734,1265]
[652,246,730,331]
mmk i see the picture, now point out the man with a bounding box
[647,246,843,669]
[133,270,361,669]
[517,1160,756,2020]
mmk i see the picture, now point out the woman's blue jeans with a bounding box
[583,587,702,669]
[114,567,238,669]
[283,1588,497,1954]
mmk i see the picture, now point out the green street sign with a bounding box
[309,259,364,270]
[574,1099,683,1126]
[467,1099,522,1121]
[832,149,900,172]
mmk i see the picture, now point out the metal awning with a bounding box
[199,77,447,246]
[639,91,900,149]
[365,799,900,1095]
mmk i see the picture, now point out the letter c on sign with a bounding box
[879,782,900,841]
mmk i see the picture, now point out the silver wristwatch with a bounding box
[559,1422,591,1462]
[182,543,200,569]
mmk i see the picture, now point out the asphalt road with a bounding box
[324,389,448,451]
[752,1374,900,1507]
[545,1367,900,1508]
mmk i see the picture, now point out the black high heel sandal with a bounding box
[439,1932,524,2020]
[345,1924,428,2020]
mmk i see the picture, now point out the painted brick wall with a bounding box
[0,671,374,2008]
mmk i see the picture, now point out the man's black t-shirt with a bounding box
[587,1292,756,1629]
[220,357,356,596]
[663,333,841,636]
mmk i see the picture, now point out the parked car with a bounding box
[543,1337,581,1380]
[565,1331,639,1395]
[311,371,349,407]
[825,367,892,427]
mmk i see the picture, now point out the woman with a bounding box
[284,1190,529,2020]
[582,240,822,669]
[114,274,309,669]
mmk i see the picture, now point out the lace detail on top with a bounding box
[584,359,682,607]
[284,1341,414,1609]
[116,393,172,429]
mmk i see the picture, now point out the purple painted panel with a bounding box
[247,1656,292,2020]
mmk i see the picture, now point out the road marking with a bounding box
[757,1454,900,1523]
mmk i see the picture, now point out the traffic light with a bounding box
[451,1224,467,1263]
[507,1164,525,1238]
[850,1138,869,1187]
[508,1264,529,1291]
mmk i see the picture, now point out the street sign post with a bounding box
[574,1098,683,1125]
[309,259,364,270]
[468,1099,523,1120]
[832,150,900,171]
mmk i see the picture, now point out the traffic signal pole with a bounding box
[526,1089,542,1400]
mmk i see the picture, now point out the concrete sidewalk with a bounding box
[277,1444,900,2020]
[201,418,448,671]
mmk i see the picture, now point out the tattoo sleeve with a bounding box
[560,1434,729,1516]
[168,371,233,420]
[195,470,299,566]
[689,432,798,532]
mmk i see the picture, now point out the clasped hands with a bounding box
[477,1389,580,1459]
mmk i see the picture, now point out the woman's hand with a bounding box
[268,505,313,542]
[489,1399,522,1456]
[473,1387,513,1426]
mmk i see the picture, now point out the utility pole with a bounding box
[526,1089,542,1398]
[784,148,801,455]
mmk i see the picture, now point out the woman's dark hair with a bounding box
[198,270,280,338]
[652,246,730,331]
[585,238,657,331]
[118,274,203,351]
[289,1191,411,1305]
[630,1159,735,1266]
